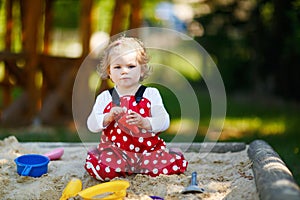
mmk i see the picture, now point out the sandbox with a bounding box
[0,136,299,200]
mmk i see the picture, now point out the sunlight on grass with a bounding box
[149,49,202,81]
[220,117,286,139]
[167,117,286,140]
[168,118,197,134]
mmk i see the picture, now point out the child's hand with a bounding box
[110,107,125,119]
[126,111,151,130]
[103,107,124,126]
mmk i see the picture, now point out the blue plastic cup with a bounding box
[14,154,50,177]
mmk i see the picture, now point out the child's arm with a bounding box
[87,91,112,132]
[144,88,170,133]
[147,105,170,132]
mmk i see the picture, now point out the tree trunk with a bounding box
[21,0,43,121]
[3,0,13,107]
[110,0,128,36]
[80,0,93,56]
[2,0,43,125]
[43,0,53,54]
[129,0,142,30]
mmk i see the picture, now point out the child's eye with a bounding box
[129,65,136,68]
[113,66,121,69]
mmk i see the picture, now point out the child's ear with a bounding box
[106,68,111,77]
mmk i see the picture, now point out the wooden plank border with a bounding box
[248,140,300,200]
[23,142,246,153]
[166,142,246,153]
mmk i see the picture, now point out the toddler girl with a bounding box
[85,36,188,181]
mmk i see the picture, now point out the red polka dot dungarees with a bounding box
[85,89,188,181]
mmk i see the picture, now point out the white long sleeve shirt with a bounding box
[87,87,170,133]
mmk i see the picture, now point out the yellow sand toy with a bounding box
[60,178,82,200]
[60,178,130,200]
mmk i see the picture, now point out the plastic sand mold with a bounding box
[14,154,50,177]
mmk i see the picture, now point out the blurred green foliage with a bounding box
[93,0,115,33]
[52,0,80,29]
[193,0,300,100]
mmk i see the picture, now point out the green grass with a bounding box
[223,96,300,185]
[157,87,300,185]
[0,126,81,142]
[0,89,299,185]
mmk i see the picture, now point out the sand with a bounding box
[0,136,259,200]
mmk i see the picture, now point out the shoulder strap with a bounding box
[135,85,147,103]
[108,85,147,106]
[108,88,120,106]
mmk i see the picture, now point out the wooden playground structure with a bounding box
[0,0,142,126]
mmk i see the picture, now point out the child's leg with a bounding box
[84,147,127,181]
[138,150,188,177]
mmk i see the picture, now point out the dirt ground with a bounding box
[0,136,259,200]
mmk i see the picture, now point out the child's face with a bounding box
[109,51,143,89]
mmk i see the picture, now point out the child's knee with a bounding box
[84,153,126,181]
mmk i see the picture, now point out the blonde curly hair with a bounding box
[97,36,151,81]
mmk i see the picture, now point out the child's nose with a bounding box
[121,67,129,74]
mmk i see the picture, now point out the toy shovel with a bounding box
[60,179,130,200]
[44,148,64,161]
[182,171,204,194]
[60,178,82,200]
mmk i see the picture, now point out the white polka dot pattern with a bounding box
[84,90,188,180]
